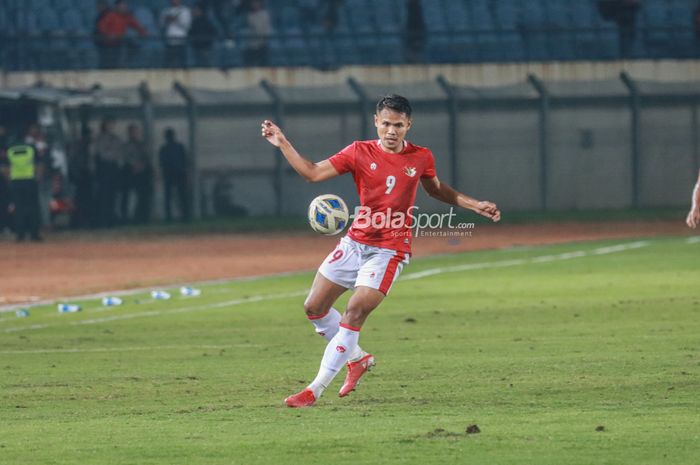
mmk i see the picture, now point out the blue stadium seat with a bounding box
[493,0,520,29]
[37,9,63,33]
[278,6,300,32]
[642,1,673,56]
[133,5,158,35]
[667,0,694,56]
[61,8,86,32]
[421,0,447,32]
[24,10,41,35]
[373,0,402,33]
[445,0,470,31]
[519,0,548,60]
[471,6,494,34]
[53,0,75,11]
[569,1,615,59]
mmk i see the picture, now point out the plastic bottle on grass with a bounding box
[102,296,123,306]
[151,290,171,300]
[57,304,81,313]
[180,286,201,297]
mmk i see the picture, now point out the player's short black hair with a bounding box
[376,94,412,118]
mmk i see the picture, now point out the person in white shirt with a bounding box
[160,0,192,68]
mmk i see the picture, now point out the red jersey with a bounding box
[97,11,146,42]
[328,140,437,253]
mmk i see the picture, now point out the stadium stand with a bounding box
[0,0,698,70]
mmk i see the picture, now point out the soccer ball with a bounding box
[308,194,349,236]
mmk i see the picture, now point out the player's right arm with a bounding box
[261,120,339,183]
[687,169,700,229]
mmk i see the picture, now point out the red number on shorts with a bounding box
[328,249,344,264]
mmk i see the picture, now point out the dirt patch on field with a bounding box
[0,219,691,307]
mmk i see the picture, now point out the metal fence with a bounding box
[23,73,698,219]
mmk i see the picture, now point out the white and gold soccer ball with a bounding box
[307,194,349,236]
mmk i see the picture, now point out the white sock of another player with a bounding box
[308,308,366,362]
[308,324,360,398]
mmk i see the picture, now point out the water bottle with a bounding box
[15,309,30,318]
[101,296,123,306]
[180,286,201,297]
[57,304,81,313]
[151,290,171,300]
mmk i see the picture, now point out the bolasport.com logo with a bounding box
[350,206,475,238]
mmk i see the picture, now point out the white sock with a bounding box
[308,324,360,398]
[308,308,366,362]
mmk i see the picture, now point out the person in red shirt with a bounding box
[96,0,147,68]
[262,95,501,407]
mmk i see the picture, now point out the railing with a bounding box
[0,27,698,71]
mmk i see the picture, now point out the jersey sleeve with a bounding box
[327,142,357,175]
[421,150,437,179]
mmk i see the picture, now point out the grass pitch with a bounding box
[1,237,699,465]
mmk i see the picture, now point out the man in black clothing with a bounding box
[598,0,640,57]
[404,0,426,63]
[159,128,190,222]
[123,124,153,224]
[189,3,218,67]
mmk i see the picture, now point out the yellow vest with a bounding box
[7,145,36,181]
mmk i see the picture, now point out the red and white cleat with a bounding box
[339,354,375,397]
[284,388,317,408]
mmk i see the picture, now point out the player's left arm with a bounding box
[686,169,700,229]
[421,176,501,222]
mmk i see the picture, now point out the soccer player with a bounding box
[261,94,501,407]
[687,169,700,228]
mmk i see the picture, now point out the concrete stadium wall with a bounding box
[6,59,700,90]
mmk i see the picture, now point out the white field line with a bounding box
[0,270,307,313]
[0,344,258,355]
[687,237,700,244]
[3,290,308,333]
[1,240,652,334]
[400,240,649,281]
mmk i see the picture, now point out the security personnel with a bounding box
[6,143,43,241]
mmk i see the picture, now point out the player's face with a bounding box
[374,109,411,153]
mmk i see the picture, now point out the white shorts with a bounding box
[318,236,410,295]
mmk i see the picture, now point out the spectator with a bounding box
[189,3,218,67]
[0,126,12,234]
[122,124,153,224]
[97,0,147,69]
[24,124,51,229]
[94,117,124,227]
[94,0,112,68]
[160,0,192,68]
[598,0,640,57]
[404,0,426,63]
[321,0,344,34]
[201,0,233,40]
[159,128,190,222]
[69,126,96,228]
[243,0,272,66]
